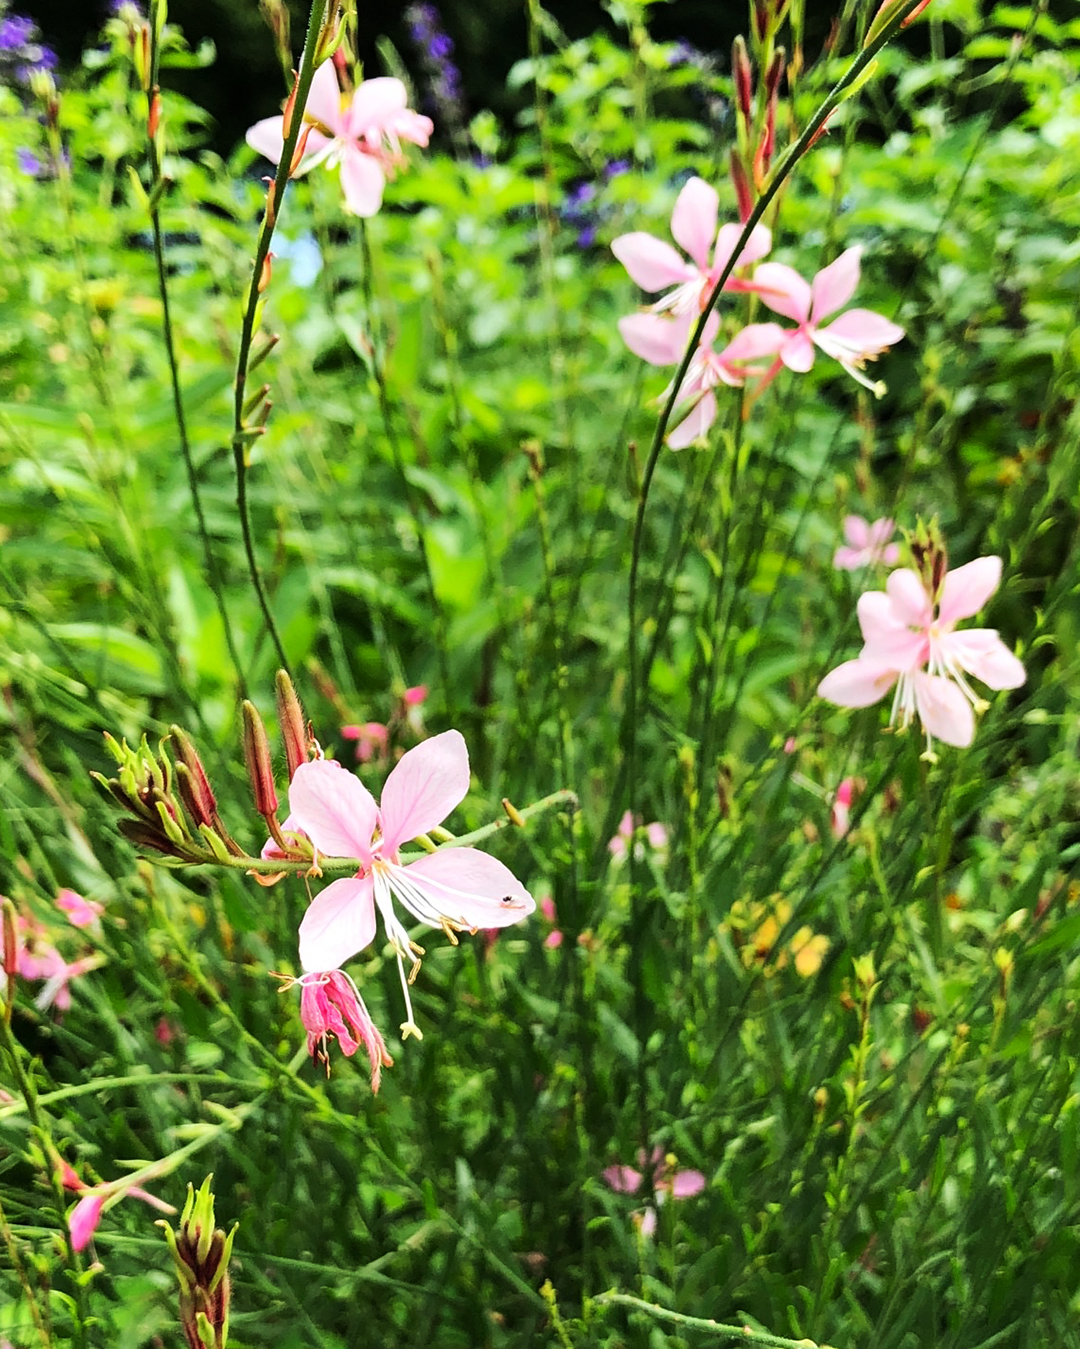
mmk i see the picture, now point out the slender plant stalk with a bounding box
[591,1291,834,1347]
[231,0,332,674]
[145,0,247,695]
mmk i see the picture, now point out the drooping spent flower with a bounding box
[284,967,393,1088]
[286,730,534,1038]
[817,553,1025,755]
[246,60,433,217]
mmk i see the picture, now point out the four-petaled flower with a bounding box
[286,730,534,1038]
[747,246,905,393]
[817,555,1025,754]
[833,515,900,571]
[612,176,771,318]
[246,61,433,217]
[603,1147,706,1238]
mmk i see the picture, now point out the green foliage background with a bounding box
[2,1,1080,1346]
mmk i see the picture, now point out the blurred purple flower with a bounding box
[0,14,34,49]
[404,1,465,140]
[16,145,41,175]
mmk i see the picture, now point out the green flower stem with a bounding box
[0,1072,262,1122]
[231,0,331,675]
[0,1008,91,1348]
[0,1192,50,1349]
[144,0,246,696]
[591,1292,838,1348]
[159,787,577,875]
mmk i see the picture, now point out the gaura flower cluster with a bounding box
[275,729,535,1078]
[817,551,1025,755]
[603,1147,706,1238]
[247,59,433,217]
[613,176,905,446]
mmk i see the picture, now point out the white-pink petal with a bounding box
[722,321,788,363]
[886,569,932,627]
[810,246,862,321]
[603,1165,643,1194]
[752,262,812,323]
[913,671,975,747]
[380,729,470,854]
[943,630,1026,690]
[713,221,772,274]
[298,875,377,972]
[612,233,696,292]
[304,59,348,136]
[289,758,378,862]
[666,1169,707,1199]
[617,313,688,366]
[399,847,535,930]
[780,329,816,373]
[814,309,905,360]
[817,656,898,709]
[667,390,718,449]
[938,556,1002,626]
[339,145,387,217]
[670,177,719,273]
[844,515,872,549]
[245,115,286,166]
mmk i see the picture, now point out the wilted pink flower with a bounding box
[246,61,433,217]
[747,246,905,393]
[834,516,900,571]
[831,778,856,837]
[341,722,390,764]
[612,177,771,319]
[65,1173,173,1253]
[293,968,392,1089]
[56,889,103,929]
[603,1147,706,1238]
[817,555,1026,754]
[288,731,535,1038]
[608,810,668,862]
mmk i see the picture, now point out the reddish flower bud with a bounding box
[729,150,754,222]
[148,88,161,142]
[275,670,308,780]
[732,36,753,123]
[257,252,273,294]
[242,700,278,820]
[170,726,218,829]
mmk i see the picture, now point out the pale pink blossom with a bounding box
[831,778,856,838]
[293,968,392,1088]
[603,1147,706,1238]
[56,889,103,929]
[608,810,669,862]
[817,555,1026,754]
[8,915,101,1012]
[69,1193,105,1252]
[833,516,900,570]
[540,895,563,949]
[403,685,428,707]
[288,731,535,1038]
[749,247,905,393]
[246,62,433,217]
[612,177,771,319]
[341,721,390,764]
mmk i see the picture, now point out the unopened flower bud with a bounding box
[149,88,162,141]
[764,48,785,101]
[159,1176,237,1349]
[729,149,754,222]
[134,22,151,90]
[170,726,217,829]
[257,252,273,294]
[274,670,308,780]
[2,897,17,987]
[753,0,769,44]
[242,700,278,819]
[732,36,753,123]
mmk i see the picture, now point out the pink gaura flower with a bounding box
[618,312,782,448]
[55,889,103,929]
[603,1147,706,1238]
[834,515,900,571]
[341,721,390,764]
[540,895,563,949]
[817,555,1026,755]
[748,246,905,393]
[608,810,669,862]
[287,730,535,1038]
[831,778,856,838]
[9,915,102,1012]
[612,177,771,318]
[246,61,433,217]
[290,968,393,1089]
